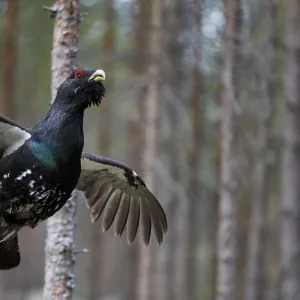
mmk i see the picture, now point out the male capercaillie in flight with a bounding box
[0,68,167,270]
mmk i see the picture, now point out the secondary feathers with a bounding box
[78,153,167,245]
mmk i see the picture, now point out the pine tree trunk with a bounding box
[244,2,277,300]
[280,0,300,299]
[1,0,17,118]
[0,1,18,295]
[156,2,185,299]
[43,1,79,299]
[89,2,116,299]
[98,0,116,156]
[175,1,202,299]
[216,0,240,299]
[137,1,161,300]
[125,1,150,299]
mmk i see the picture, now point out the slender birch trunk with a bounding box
[43,1,79,299]
[280,0,300,299]
[216,1,240,299]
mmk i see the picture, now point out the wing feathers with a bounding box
[102,189,122,232]
[140,197,152,245]
[127,195,140,245]
[144,197,164,244]
[0,115,31,158]
[114,193,130,237]
[78,153,168,245]
[90,184,114,223]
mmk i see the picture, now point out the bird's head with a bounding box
[56,68,106,110]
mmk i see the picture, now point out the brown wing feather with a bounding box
[78,153,168,245]
[114,193,130,237]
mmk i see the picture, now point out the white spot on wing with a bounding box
[16,169,32,180]
[29,180,35,188]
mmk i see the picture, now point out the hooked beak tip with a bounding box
[88,69,106,82]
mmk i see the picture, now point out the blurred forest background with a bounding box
[0,0,298,300]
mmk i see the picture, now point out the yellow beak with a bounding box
[88,69,105,82]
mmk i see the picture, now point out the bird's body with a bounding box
[0,138,79,230]
[0,68,167,270]
[0,99,85,232]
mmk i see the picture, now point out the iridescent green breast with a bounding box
[28,139,58,169]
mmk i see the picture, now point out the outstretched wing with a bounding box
[0,115,31,158]
[78,153,167,245]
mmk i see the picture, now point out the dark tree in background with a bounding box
[43,0,80,299]
[0,0,18,297]
[1,0,17,119]
[280,0,300,299]
[244,1,277,300]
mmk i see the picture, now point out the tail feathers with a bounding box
[0,226,17,243]
[0,235,20,270]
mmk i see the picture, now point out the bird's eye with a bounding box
[75,70,85,79]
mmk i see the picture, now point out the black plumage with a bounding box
[0,68,167,270]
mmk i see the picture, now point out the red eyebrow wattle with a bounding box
[75,70,85,78]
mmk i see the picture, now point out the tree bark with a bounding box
[156,1,185,299]
[98,0,116,156]
[89,2,116,299]
[244,2,277,300]
[125,1,151,299]
[137,1,161,300]
[1,0,18,119]
[216,0,241,299]
[280,0,300,299]
[43,1,79,299]
[0,1,18,296]
[175,1,202,299]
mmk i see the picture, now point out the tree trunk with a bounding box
[175,0,202,299]
[137,1,161,300]
[1,0,18,118]
[98,0,116,156]
[156,1,185,299]
[43,1,79,299]
[216,0,240,299]
[89,2,116,299]
[0,1,18,296]
[125,1,151,299]
[244,2,277,300]
[280,0,300,299]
